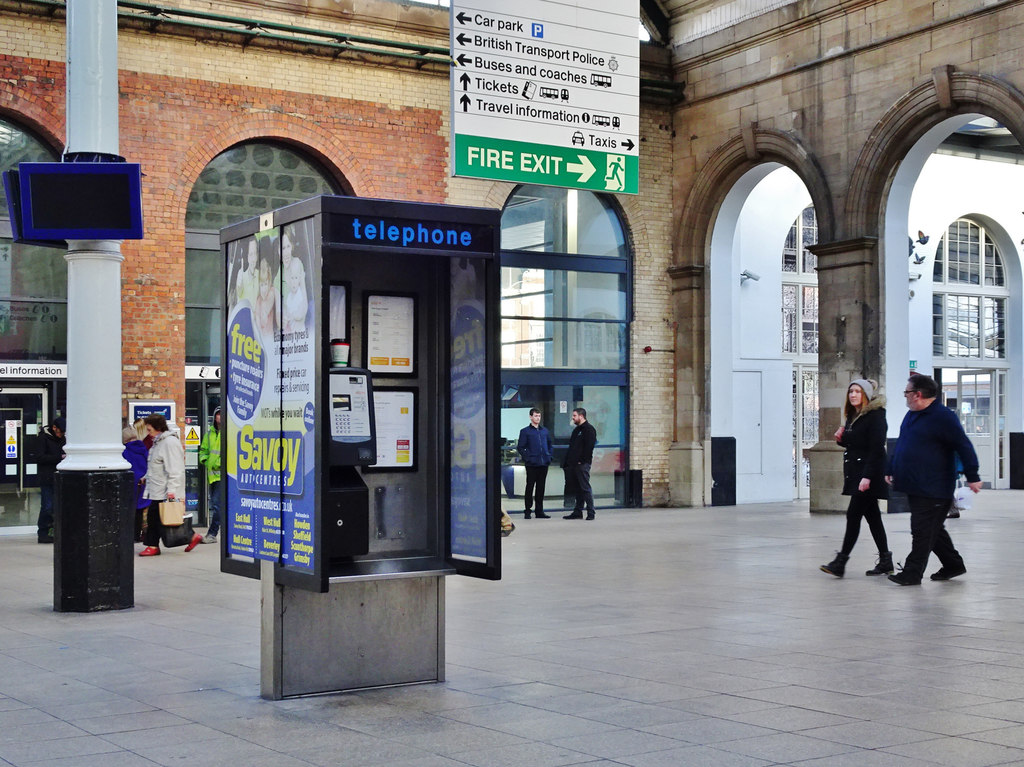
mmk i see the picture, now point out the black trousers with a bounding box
[570,462,594,514]
[840,492,889,556]
[524,465,548,513]
[143,501,167,547]
[903,494,964,580]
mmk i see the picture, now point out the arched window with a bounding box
[185,142,338,363]
[498,186,630,508]
[781,204,818,495]
[932,219,1007,359]
[0,117,64,361]
[781,205,818,356]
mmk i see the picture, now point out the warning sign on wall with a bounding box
[183,425,202,449]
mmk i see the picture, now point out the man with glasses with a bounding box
[886,373,982,585]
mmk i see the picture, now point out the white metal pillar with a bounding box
[60,0,129,471]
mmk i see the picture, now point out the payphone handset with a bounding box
[328,367,377,466]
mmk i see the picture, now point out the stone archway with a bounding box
[669,127,834,506]
[805,70,1024,511]
[846,68,1024,240]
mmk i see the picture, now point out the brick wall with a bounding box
[0,4,678,505]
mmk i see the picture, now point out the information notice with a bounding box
[451,0,639,193]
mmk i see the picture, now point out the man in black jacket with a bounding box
[886,374,981,585]
[36,417,66,544]
[562,408,597,520]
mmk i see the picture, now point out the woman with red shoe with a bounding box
[139,414,202,556]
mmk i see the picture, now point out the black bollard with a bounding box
[54,469,136,612]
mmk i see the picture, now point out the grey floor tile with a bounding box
[17,752,163,767]
[0,708,61,728]
[968,725,1024,749]
[801,719,938,748]
[883,735,1024,766]
[660,694,779,717]
[549,727,684,759]
[132,737,318,767]
[641,716,778,744]
[0,734,124,765]
[577,701,701,728]
[789,751,944,767]
[616,744,772,766]
[3,496,1024,766]
[0,721,89,745]
[69,709,192,734]
[447,740,597,767]
[881,709,1020,737]
[286,737,435,767]
[99,722,230,750]
[722,704,857,731]
[712,731,860,762]
[962,700,1024,724]
[41,697,157,721]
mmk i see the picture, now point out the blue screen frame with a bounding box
[17,162,144,240]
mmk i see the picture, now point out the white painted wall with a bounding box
[711,165,811,503]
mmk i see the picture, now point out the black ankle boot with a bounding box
[820,552,849,578]
[865,551,893,576]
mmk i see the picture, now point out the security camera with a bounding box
[739,269,761,284]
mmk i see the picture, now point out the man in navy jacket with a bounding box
[517,408,553,519]
[886,374,981,585]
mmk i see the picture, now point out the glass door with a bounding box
[792,366,818,499]
[0,388,48,533]
[185,381,221,526]
[955,369,1004,487]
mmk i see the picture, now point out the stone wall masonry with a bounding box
[676,0,1024,235]
[668,0,1024,506]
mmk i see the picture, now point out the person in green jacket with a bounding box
[198,407,222,543]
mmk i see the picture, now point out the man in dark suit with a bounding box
[562,408,597,520]
[517,408,553,519]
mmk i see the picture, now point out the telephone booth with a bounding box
[220,196,501,698]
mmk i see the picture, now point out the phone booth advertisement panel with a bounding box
[220,197,500,697]
[222,219,321,583]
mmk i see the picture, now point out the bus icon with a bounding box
[591,73,612,88]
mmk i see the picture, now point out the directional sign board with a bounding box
[451,0,639,194]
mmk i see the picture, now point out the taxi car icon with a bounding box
[571,131,585,147]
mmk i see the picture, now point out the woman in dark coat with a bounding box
[821,378,892,577]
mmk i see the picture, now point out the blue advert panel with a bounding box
[224,221,318,571]
[449,258,488,563]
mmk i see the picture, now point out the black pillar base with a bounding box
[54,469,136,612]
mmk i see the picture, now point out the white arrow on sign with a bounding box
[566,155,596,183]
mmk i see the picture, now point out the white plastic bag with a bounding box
[952,479,972,513]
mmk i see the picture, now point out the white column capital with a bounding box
[65,240,126,262]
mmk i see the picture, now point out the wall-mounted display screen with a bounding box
[11,162,144,241]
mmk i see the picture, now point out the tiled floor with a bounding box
[3,492,1024,766]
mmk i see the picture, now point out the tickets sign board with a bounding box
[451,0,639,194]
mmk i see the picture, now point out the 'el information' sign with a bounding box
[451,0,639,194]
